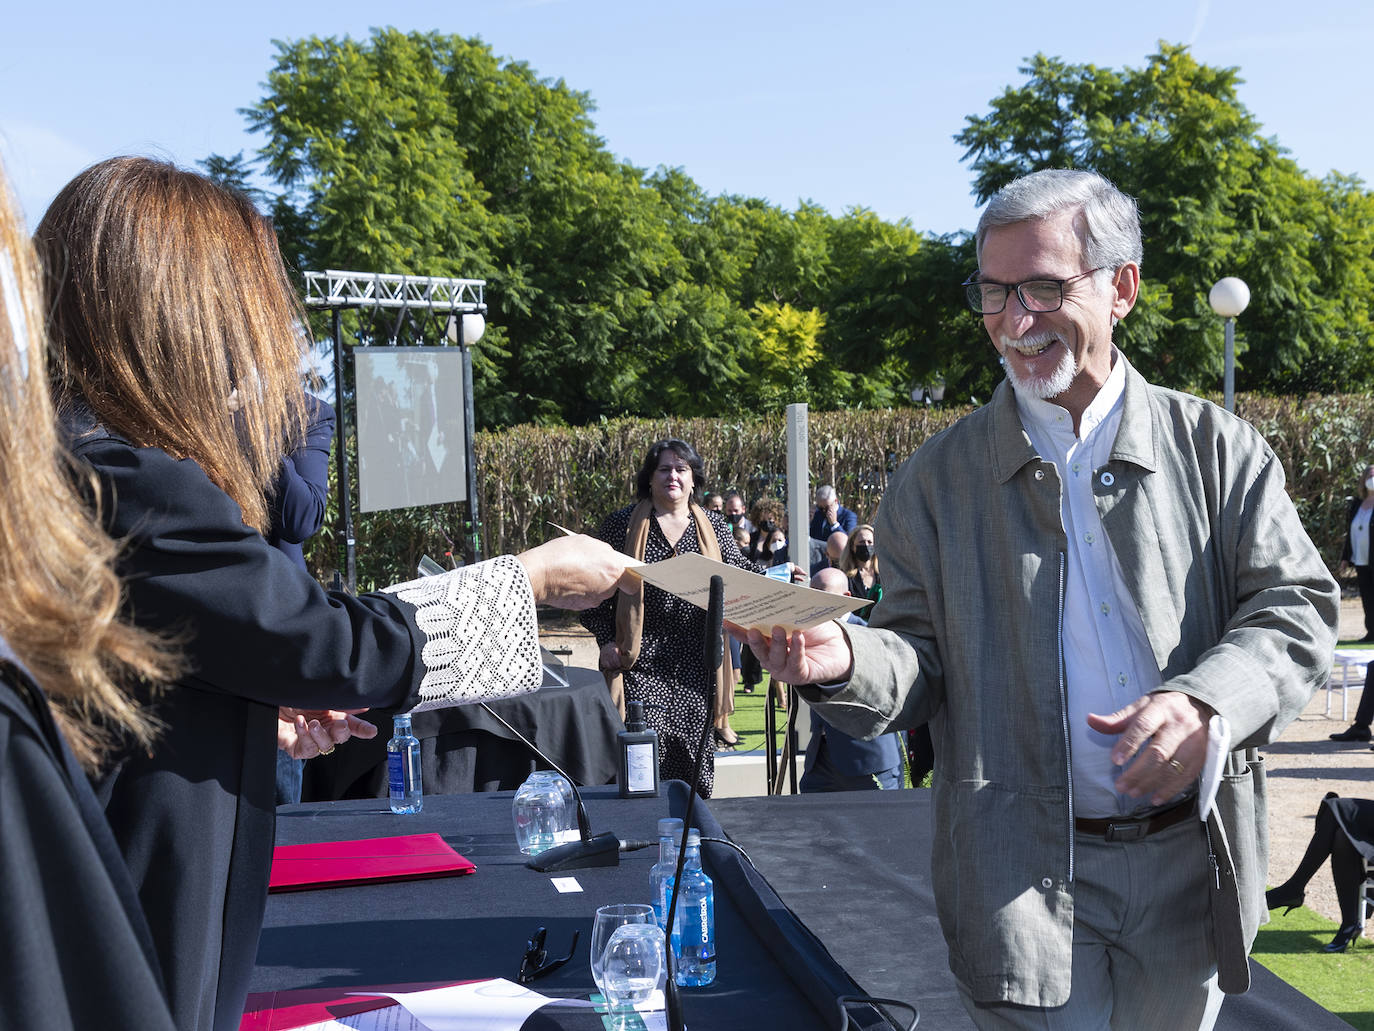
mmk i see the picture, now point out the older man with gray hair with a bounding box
[742,168,1337,1029]
[810,484,857,542]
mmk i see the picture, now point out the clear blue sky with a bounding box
[3,0,1371,237]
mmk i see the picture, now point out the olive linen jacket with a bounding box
[801,357,1338,1007]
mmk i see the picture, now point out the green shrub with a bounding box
[310,394,1374,591]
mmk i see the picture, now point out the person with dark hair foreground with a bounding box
[582,438,775,796]
[0,156,180,1030]
[1266,793,1373,952]
[35,156,635,1031]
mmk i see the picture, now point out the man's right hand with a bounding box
[729,619,854,685]
[599,641,624,671]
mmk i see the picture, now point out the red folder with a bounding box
[268,832,476,892]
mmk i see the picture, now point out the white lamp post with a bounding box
[1208,277,1250,412]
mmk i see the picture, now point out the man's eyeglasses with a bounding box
[517,926,579,984]
[961,267,1108,315]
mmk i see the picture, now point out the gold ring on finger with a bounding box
[1167,758,1185,775]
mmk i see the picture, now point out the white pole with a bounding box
[785,403,809,572]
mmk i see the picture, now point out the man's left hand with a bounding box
[1085,691,1215,806]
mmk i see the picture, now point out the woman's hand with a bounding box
[277,707,378,760]
[788,563,808,585]
[517,535,638,610]
[599,642,625,671]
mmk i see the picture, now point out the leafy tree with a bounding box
[197,151,271,211]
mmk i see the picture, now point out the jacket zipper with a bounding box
[1057,550,1074,883]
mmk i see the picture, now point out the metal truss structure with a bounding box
[304,269,485,313]
[303,269,488,592]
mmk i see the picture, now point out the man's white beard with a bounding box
[1001,333,1076,400]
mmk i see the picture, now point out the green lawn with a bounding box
[1253,906,1373,1029]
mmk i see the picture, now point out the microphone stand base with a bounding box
[525,831,621,872]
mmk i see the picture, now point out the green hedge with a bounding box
[313,394,1374,591]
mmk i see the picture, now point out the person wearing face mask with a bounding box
[722,490,753,535]
[1339,463,1374,644]
[840,524,882,620]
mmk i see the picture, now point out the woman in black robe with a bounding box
[34,157,633,1031]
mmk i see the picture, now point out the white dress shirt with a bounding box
[1015,352,1163,817]
[1352,508,1371,567]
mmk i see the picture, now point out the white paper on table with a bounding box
[383,979,595,1031]
[1198,714,1232,822]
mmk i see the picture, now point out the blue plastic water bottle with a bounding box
[674,829,715,986]
[649,817,683,953]
[387,713,422,814]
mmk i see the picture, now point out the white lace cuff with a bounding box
[382,554,541,713]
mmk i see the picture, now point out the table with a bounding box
[711,790,1354,1031]
[301,664,623,801]
[252,784,890,1030]
[1328,648,1371,720]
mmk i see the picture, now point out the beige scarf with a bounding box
[604,499,733,721]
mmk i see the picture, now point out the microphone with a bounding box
[664,573,725,1031]
[705,569,725,672]
[477,702,621,872]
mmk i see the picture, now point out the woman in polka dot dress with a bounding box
[581,439,770,797]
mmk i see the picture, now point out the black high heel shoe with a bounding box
[1265,887,1305,915]
[1323,925,1360,953]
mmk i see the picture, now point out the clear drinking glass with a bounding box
[601,923,664,1017]
[590,903,657,997]
[512,770,577,855]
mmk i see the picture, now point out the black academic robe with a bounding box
[0,640,177,1031]
[68,422,428,1031]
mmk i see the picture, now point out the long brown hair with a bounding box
[840,523,881,579]
[0,160,176,769]
[36,157,307,533]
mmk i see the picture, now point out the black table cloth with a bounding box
[301,664,622,801]
[253,783,888,1030]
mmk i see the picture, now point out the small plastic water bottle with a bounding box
[649,817,683,953]
[387,713,422,814]
[674,829,715,986]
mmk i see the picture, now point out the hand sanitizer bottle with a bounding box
[617,699,659,798]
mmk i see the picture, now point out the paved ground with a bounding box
[1261,594,1371,928]
[540,595,1373,928]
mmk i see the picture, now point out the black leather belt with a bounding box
[1074,797,1197,843]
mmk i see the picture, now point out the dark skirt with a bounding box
[1326,796,1374,862]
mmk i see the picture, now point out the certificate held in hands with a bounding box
[268,833,475,893]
